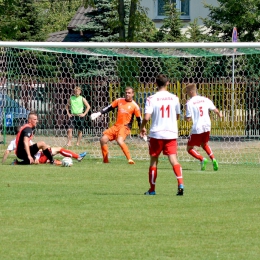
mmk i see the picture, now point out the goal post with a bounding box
[1,41,260,164]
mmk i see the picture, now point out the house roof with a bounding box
[47,30,86,42]
[47,6,94,42]
[67,6,93,30]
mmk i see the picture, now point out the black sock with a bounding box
[43,148,54,164]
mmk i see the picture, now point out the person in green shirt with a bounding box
[66,86,90,146]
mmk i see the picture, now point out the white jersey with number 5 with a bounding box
[186,95,216,134]
[145,91,180,139]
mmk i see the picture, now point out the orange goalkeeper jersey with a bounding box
[111,98,141,128]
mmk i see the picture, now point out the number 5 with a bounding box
[199,106,203,116]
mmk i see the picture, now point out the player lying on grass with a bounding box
[2,138,32,164]
[16,112,55,164]
[33,147,87,165]
[2,137,86,165]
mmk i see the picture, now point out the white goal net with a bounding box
[1,42,260,164]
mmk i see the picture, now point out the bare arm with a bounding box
[185,116,192,122]
[213,108,222,118]
[24,137,34,164]
[184,103,191,122]
[66,99,71,117]
[139,113,151,137]
[2,150,11,164]
[82,98,91,117]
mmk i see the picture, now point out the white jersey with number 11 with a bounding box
[145,91,180,139]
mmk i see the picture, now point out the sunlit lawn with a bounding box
[1,158,260,260]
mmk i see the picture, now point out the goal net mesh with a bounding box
[1,45,260,164]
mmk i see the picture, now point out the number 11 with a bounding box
[160,105,170,118]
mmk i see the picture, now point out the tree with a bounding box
[184,18,210,42]
[80,0,156,42]
[202,0,260,42]
[76,0,119,42]
[155,0,183,42]
[115,0,157,42]
[0,0,82,41]
[0,0,44,41]
[73,0,156,83]
[118,0,125,40]
[37,0,82,40]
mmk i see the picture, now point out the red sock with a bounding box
[101,144,109,163]
[202,144,214,160]
[173,164,183,186]
[119,143,131,160]
[60,148,79,159]
[148,166,157,192]
[188,148,203,161]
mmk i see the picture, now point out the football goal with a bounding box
[1,42,260,164]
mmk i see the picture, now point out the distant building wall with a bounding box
[140,0,219,29]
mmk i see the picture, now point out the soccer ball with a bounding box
[62,157,73,167]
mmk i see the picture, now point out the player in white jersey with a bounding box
[185,83,222,171]
[2,138,33,164]
[140,74,184,196]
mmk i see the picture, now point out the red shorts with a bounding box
[149,138,177,157]
[187,131,210,147]
[38,148,52,164]
[39,153,48,163]
[103,125,130,141]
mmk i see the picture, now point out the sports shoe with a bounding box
[11,159,18,165]
[77,151,87,162]
[212,158,219,171]
[144,190,156,195]
[201,158,208,171]
[176,184,184,196]
[128,159,135,164]
[54,159,62,166]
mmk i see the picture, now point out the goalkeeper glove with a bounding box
[90,112,101,120]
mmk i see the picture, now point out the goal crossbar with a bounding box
[1,41,260,49]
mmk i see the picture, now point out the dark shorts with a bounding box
[67,116,85,131]
[16,143,39,164]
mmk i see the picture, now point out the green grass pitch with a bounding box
[1,157,260,260]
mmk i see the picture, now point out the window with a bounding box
[157,0,190,18]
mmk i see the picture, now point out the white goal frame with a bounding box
[1,41,260,164]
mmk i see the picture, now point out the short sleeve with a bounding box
[175,97,181,114]
[185,101,191,117]
[144,97,153,114]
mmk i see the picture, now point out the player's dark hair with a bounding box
[156,74,168,88]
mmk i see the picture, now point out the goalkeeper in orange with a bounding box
[90,87,143,164]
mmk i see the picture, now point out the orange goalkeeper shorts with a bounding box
[103,125,130,141]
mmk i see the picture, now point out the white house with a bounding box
[140,0,219,29]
